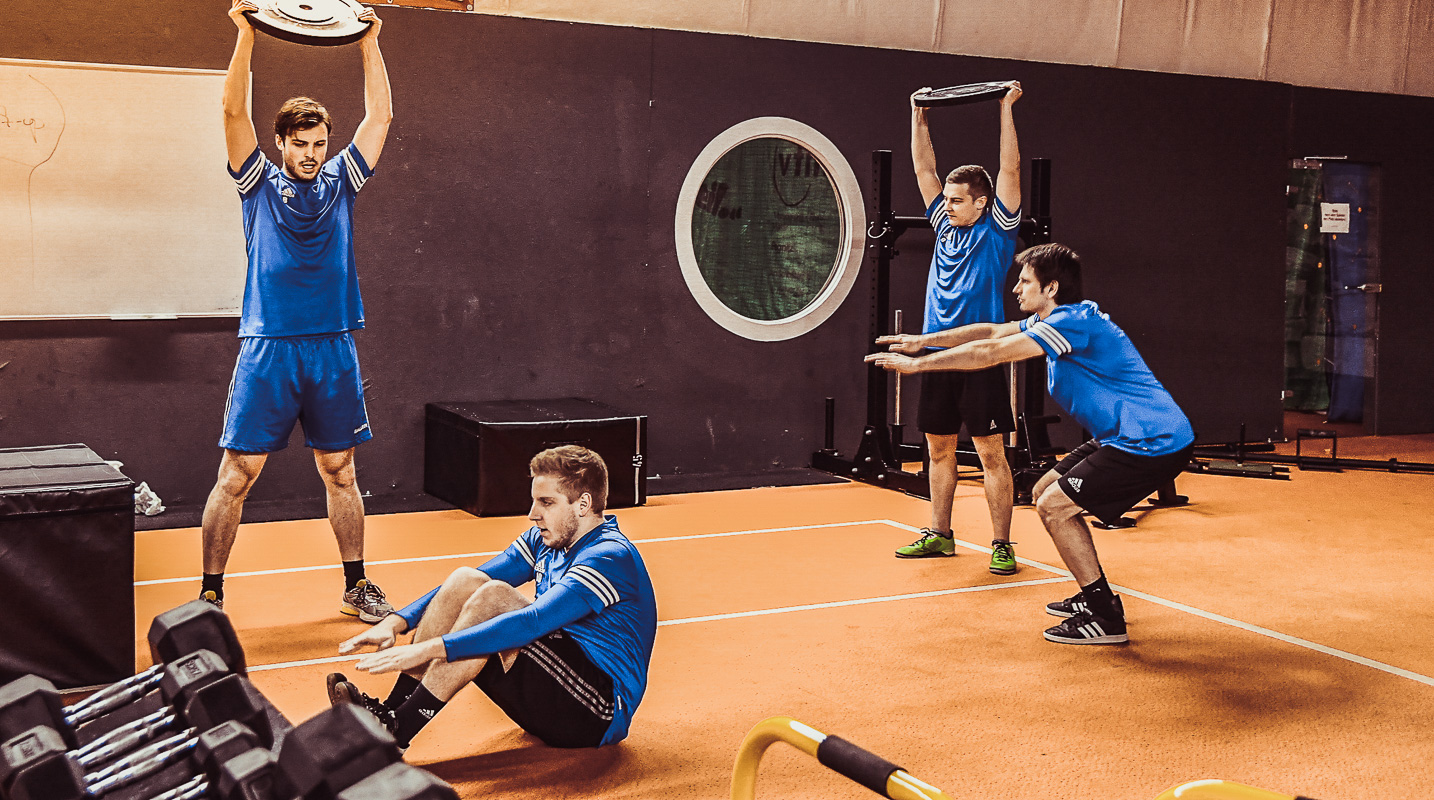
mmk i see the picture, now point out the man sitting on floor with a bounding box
[866,243,1195,645]
[327,445,658,750]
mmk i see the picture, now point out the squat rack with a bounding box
[812,151,1057,502]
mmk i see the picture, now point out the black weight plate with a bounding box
[245,0,371,47]
[913,81,1013,108]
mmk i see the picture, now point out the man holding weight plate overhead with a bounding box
[202,0,394,621]
[895,81,1023,574]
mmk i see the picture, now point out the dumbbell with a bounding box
[277,704,405,800]
[336,762,458,800]
[0,600,245,751]
[0,649,236,759]
[0,675,273,799]
[78,672,275,772]
[62,600,248,731]
[1,719,277,800]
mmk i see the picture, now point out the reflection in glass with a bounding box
[690,138,841,321]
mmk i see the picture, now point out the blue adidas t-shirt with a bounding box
[398,516,658,746]
[923,194,1021,336]
[1021,301,1195,456]
[228,143,372,337]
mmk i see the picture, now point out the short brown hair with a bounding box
[945,164,993,204]
[529,445,609,514]
[273,97,332,141]
[1016,243,1085,304]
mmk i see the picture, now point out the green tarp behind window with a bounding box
[690,138,842,321]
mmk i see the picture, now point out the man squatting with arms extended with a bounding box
[895,81,1024,574]
[326,446,659,752]
[868,244,1195,644]
[203,0,394,621]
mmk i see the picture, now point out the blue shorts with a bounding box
[220,333,372,453]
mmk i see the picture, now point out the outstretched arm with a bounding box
[350,9,393,169]
[994,81,1022,213]
[911,88,943,208]
[865,329,1044,374]
[223,0,260,172]
[876,320,1024,354]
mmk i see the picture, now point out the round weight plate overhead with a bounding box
[912,81,1013,108]
[245,0,372,47]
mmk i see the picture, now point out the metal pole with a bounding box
[892,309,903,426]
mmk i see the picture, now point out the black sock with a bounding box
[342,560,366,592]
[393,685,447,748]
[384,674,422,711]
[1080,575,1119,619]
[202,573,224,600]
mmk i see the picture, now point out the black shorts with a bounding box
[917,366,1015,437]
[1053,440,1194,525]
[474,629,615,748]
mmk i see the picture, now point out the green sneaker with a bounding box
[895,529,955,558]
[988,540,1018,575]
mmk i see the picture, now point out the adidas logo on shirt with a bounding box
[1068,477,1083,493]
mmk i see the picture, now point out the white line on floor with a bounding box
[161,516,1434,689]
[245,577,1070,673]
[134,520,896,586]
[880,519,1434,687]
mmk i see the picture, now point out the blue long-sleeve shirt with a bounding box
[395,516,658,745]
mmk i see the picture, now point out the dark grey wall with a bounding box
[4,1,1418,520]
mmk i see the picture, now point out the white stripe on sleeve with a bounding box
[1027,321,1072,355]
[567,565,619,607]
[992,203,1021,230]
[235,158,264,194]
[513,538,536,567]
[343,150,367,192]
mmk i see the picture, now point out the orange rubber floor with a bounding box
[133,462,1434,800]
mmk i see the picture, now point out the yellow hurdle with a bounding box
[731,717,1319,800]
[1152,780,1311,800]
[730,716,954,800]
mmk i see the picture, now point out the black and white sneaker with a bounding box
[1043,609,1128,645]
[1045,591,1124,620]
[326,672,399,738]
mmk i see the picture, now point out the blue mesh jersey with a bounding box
[228,143,372,337]
[923,193,1022,337]
[396,516,658,746]
[1021,301,1196,456]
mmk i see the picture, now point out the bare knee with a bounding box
[1031,469,1060,500]
[444,566,488,595]
[1035,484,1081,524]
[972,435,1010,473]
[926,434,959,466]
[314,449,357,490]
[460,580,519,619]
[214,455,263,499]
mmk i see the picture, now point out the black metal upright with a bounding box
[866,150,893,430]
[1021,158,1053,422]
[812,150,930,497]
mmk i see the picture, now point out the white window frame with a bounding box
[674,117,865,341]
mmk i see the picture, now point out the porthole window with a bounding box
[675,118,865,341]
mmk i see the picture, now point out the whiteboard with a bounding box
[0,58,247,320]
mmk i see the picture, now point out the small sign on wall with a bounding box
[1320,203,1350,233]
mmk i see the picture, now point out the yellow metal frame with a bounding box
[1153,780,1302,800]
[731,717,1311,800]
[730,716,954,800]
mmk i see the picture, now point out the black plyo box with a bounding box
[425,399,647,517]
[0,443,135,689]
